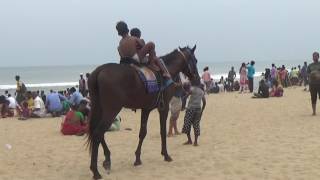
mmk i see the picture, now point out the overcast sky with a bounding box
[0,0,319,67]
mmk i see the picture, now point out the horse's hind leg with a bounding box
[159,106,173,162]
[101,137,111,173]
[90,132,102,180]
[100,109,121,172]
[134,109,151,166]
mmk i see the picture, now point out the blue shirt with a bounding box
[247,65,255,78]
[46,92,66,112]
[69,91,83,106]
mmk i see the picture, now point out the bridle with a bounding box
[178,49,196,78]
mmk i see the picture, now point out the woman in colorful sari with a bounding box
[61,106,88,136]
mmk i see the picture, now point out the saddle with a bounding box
[120,57,173,94]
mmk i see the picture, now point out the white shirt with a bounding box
[34,96,45,112]
[7,97,17,109]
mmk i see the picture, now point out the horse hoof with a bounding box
[134,160,142,166]
[103,160,111,174]
[93,174,102,180]
[164,155,173,162]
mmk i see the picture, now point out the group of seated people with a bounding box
[0,87,121,136]
[253,79,284,98]
[205,77,240,94]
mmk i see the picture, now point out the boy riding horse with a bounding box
[116,21,171,79]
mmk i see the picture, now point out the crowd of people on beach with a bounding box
[1,49,320,144]
[0,73,120,136]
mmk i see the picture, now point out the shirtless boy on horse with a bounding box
[116,21,171,79]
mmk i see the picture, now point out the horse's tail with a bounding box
[86,65,104,153]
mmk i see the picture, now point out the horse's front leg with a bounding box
[158,106,173,162]
[134,109,151,166]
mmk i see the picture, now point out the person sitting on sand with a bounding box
[116,21,171,79]
[31,92,46,118]
[61,105,88,136]
[26,91,34,111]
[18,101,30,120]
[7,94,17,116]
[46,90,66,117]
[182,81,206,146]
[0,95,12,118]
[68,87,84,109]
[270,80,284,97]
[253,79,269,98]
[307,52,320,115]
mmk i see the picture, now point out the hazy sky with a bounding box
[0,0,319,67]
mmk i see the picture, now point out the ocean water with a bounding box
[0,59,307,93]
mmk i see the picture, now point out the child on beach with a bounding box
[182,81,206,146]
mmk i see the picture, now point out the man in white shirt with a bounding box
[7,94,17,109]
[32,92,46,118]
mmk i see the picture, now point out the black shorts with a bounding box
[309,84,320,104]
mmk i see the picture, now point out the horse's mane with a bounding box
[161,49,179,65]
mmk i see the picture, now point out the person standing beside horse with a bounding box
[307,52,320,116]
[182,81,206,146]
[168,74,184,137]
[116,21,171,79]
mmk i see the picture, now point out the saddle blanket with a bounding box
[120,57,173,93]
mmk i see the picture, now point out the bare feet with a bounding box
[175,132,181,135]
[183,141,193,145]
[193,142,199,146]
[167,133,173,137]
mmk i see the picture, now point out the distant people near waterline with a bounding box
[253,79,269,98]
[270,64,277,86]
[182,82,206,146]
[247,61,255,93]
[239,63,248,93]
[85,73,90,96]
[15,75,27,105]
[227,66,236,91]
[46,90,66,117]
[79,73,86,96]
[307,52,320,116]
[201,66,211,93]
[279,65,288,87]
[301,61,309,90]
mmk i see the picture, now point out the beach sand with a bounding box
[1,87,320,180]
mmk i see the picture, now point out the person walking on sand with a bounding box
[307,52,320,115]
[301,61,308,91]
[227,66,236,91]
[182,81,206,146]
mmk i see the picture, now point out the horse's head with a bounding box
[178,45,201,84]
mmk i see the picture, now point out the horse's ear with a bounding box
[191,44,197,53]
[179,46,183,51]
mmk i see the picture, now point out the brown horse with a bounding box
[87,45,200,179]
